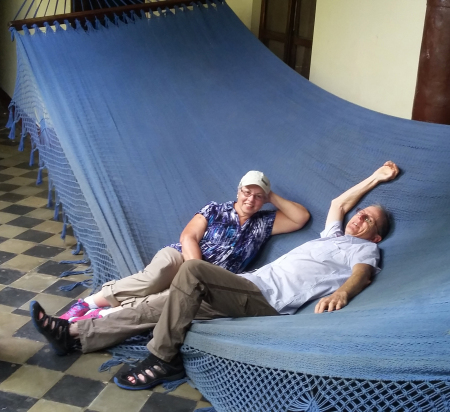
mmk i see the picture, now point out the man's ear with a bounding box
[372,234,382,243]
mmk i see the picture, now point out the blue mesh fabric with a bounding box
[8,2,450,410]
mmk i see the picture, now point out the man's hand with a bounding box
[314,291,348,313]
[372,161,400,183]
[325,161,400,226]
[314,263,374,314]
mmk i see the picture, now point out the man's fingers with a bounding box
[314,300,323,313]
[315,295,348,313]
[315,299,327,313]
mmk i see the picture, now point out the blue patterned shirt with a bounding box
[169,201,276,273]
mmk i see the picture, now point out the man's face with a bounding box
[236,184,266,215]
[345,206,383,243]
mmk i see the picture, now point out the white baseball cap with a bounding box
[238,171,271,194]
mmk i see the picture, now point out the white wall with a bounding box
[0,2,20,97]
[310,0,426,119]
[0,0,68,97]
[227,0,254,30]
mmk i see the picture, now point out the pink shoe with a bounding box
[70,308,103,322]
[60,299,90,320]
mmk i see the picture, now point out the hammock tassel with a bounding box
[85,19,95,32]
[8,121,15,141]
[60,212,68,239]
[36,166,44,185]
[98,358,126,372]
[43,22,52,33]
[162,377,190,392]
[75,19,83,31]
[72,241,83,255]
[103,15,114,29]
[6,107,14,128]
[122,12,132,24]
[47,180,53,208]
[29,144,38,166]
[32,24,43,36]
[94,17,102,30]
[29,147,34,166]
[54,201,60,221]
[54,21,63,32]
[19,129,26,152]
[59,270,87,278]
[59,278,92,291]
[59,281,83,291]
[64,20,74,31]
[9,27,15,41]
[59,267,92,278]
[61,220,67,239]
[59,258,89,264]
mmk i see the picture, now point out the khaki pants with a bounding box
[101,247,184,308]
[77,260,278,356]
[148,260,279,361]
[77,288,226,353]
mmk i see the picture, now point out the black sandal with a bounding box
[114,353,185,390]
[29,300,80,356]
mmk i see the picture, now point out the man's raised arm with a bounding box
[325,161,400,227]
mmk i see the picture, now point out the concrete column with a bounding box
[412,0,450,124]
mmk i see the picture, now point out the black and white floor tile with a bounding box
[0,98,211,412]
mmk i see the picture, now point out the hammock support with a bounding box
[7,0,210,31]
[7,2,450,410]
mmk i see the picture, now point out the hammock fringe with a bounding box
[59,259,89,264]
[54,201,60,221]
[8,120,15,140]
[6,107,14,128]
[47,180,53,208]
[162,377,189,392]
[29,146,38,166]
[36,166,44,185]
[59,278,92,291]
[72,242,83,255]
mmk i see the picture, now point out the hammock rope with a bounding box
[7,2,450,410]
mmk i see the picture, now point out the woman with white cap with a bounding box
[57,171,309,322]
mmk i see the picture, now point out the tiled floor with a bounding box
[0,98,211,411]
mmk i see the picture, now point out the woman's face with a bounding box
[236,184,266,216]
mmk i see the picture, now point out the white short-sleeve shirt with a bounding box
[238,221,381,314]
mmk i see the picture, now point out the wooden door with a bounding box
[259,0,316,79]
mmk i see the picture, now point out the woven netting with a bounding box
[182,347,450,412]
[9,33,120,290]
[7,2,450,410]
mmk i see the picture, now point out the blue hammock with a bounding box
[7,2,450,411]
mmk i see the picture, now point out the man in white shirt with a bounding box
[31,161,400,391]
